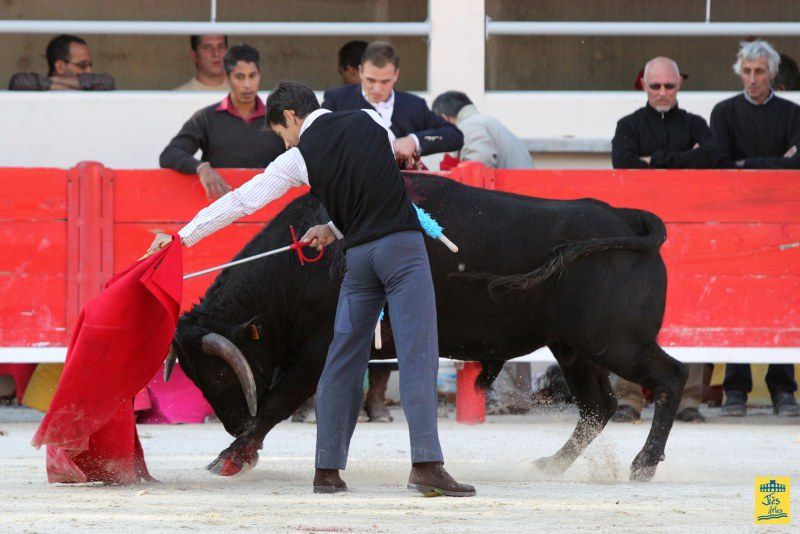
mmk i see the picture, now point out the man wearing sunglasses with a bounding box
[8,34,115,91]
[611,56,719,169]
[610,56,714,425]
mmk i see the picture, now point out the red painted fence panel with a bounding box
[449,165,800,348]
[1,163,798,352]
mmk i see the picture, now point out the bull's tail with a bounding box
[473,209,666,293]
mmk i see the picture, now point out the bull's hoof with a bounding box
[629,452,664,482]
[533,454,570,476]
[207,443,260,477]
[629,463,657,482]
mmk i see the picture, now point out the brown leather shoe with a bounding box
[313,468,347,494]
[408,462,476,497]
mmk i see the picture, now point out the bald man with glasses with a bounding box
[611,56,720,169]
[610,57,717,424]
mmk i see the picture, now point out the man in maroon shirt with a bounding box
[160,44,285,200]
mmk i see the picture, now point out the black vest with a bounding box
[298,110,421,249]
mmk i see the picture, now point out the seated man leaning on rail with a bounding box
[711,40,800,170]
[610,56,715,424]
[160,44,285,201]
[8,34,115,91]
[431,90,535,170]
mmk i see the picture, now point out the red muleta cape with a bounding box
[32,237,183,484]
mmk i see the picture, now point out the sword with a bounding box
[183,225,324,280]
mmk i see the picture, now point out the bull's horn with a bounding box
[163,345,178,382]
[201,333,258,418]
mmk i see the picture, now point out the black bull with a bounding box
[172,172,687,482]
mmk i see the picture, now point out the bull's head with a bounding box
[170,312,271,436]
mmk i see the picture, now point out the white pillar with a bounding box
[427,0,485,108]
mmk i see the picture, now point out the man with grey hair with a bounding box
[710,40,800,170]
[612,56,719,169]
[710,40,800,417]
[432,91,534,169]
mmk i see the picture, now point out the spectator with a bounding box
[292,40,386,425]
[175,35,230,91]
[609,57,715,423]
[321,41,462,422]
[8,34,115,91]
[322,41,463,167]
[612,56,719,169]
[432,90,534,169]
[337,40,368,85]
[711,40,800,170]
[340,39,393,423]
[710,41,800,417]
[429,91,534,413]
[160,44,285,201]
[773,53,799,92]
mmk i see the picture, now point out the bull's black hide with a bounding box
[174,172,686,482]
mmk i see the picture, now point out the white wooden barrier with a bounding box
[2,347,798,365]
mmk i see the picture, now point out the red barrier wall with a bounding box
[450,162,800,347]
[1,162,798,349]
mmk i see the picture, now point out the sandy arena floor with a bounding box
[1,405,798,532]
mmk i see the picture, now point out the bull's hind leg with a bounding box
[602,342,687,482]
[534,344,617,476]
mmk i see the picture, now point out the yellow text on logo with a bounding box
[755,476,790,525]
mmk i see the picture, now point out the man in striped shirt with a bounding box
[146,81,475,497]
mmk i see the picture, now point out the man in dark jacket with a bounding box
[160,44,285,200]
[711,40,800,170]
[710,40,800,417]
[610,57,711,424]
[323,41,462,421]
[322,41,463,167]
[612,56,720,169]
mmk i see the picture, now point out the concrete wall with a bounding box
[0,0,428,90]
[3,1,799,91]
[484,0,800,90]
[3,90,799,169]
[486,35,800,91]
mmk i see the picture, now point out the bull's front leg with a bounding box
[207,355,326,476]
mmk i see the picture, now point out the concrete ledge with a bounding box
[526,137,611,153]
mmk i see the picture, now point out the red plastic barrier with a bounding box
[456,362,485,424]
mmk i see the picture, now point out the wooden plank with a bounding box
[659,328,800,348]
[662,223,800,276]
[494,170,800,223]
[0,276,66,332]
[112,169,309,222]
[664,275,800,329]
[0,330,68,347]
[0,168,68,220]
[0,222,67,275]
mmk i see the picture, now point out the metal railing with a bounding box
[0,20,430,36]
[486,21,800,37]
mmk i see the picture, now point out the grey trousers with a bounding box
[315,231,444,469]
